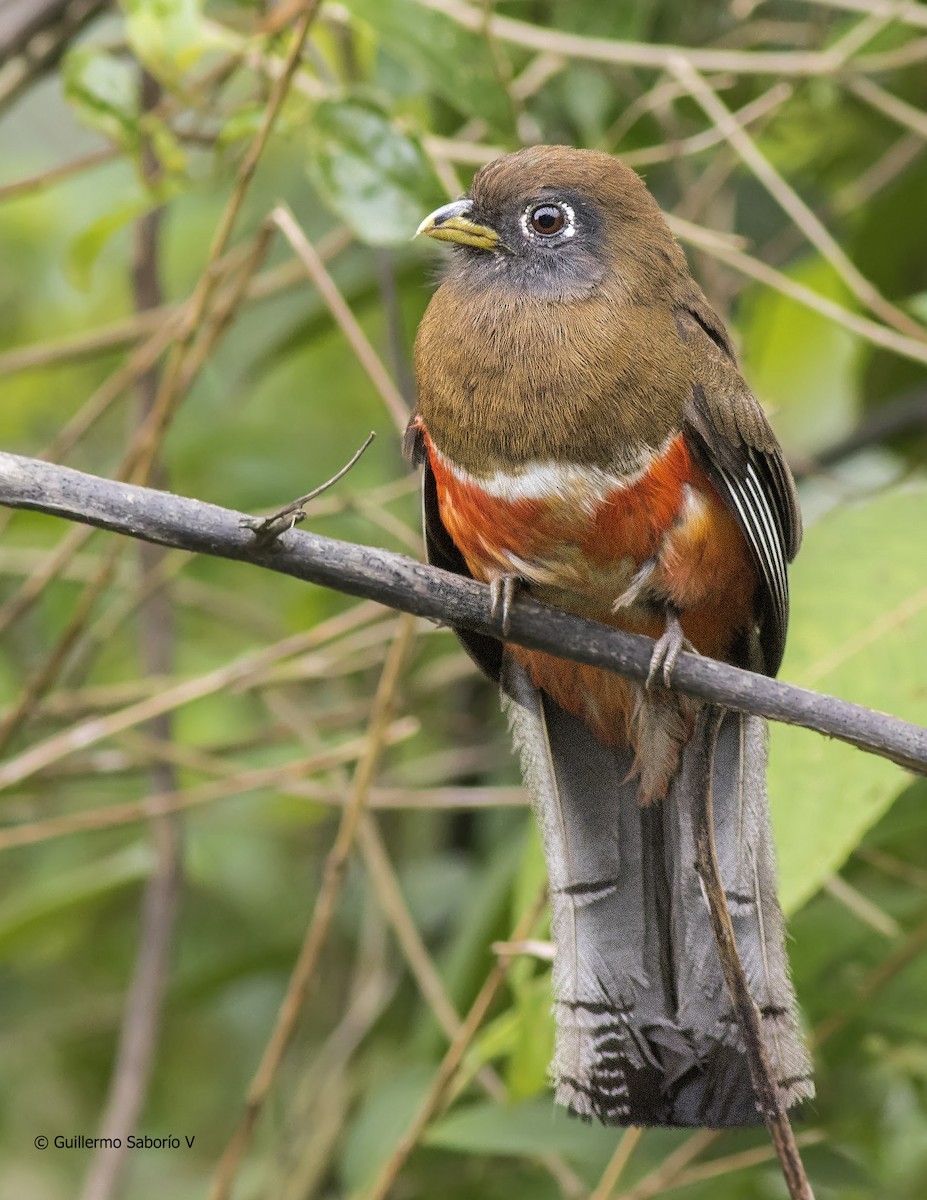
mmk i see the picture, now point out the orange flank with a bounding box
[424,432,756,751]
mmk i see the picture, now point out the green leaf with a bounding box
[66,196,157,291]
[307,96,445,246]
[124,0,214,81]
[424,1097,618,1162]
[505,974,555,1100]
[345,0,516,134]
[771,482,927,913]
[339,1067,434,1193]
[63,46,140,151]
[0,844,152,959]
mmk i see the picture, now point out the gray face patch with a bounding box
[448,188,609,301]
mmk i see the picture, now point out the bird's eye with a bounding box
[529,204,566,236]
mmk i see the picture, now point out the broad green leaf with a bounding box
[345,0,516,133]
[307,97,445,246]
[66,195,158,291]
[505,974,555,1100]
[0,844,151,958]
[771,482,927,913]
[63,47,140,151]
[339,1067,433,1193]
[740,256,865,453]
[424,1097,618,1162]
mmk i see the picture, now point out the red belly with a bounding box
[425,432,756,750]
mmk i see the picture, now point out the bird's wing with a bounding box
[675,305,801,676]
[404,417,503,682]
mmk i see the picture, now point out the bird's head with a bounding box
[415,145,687,304]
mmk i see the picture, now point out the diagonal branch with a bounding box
[0,450,924,778]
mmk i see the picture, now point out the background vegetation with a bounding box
[1,1,926,1198]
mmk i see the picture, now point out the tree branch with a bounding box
[0,450,924,776]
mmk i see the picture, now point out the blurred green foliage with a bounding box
[0,2,926,1199]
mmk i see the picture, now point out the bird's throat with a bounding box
[413,282,691,477]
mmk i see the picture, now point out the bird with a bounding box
[406,145,813,1128]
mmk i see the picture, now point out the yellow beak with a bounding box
[415,199,500,252]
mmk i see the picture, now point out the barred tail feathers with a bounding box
[501,657,812,1127]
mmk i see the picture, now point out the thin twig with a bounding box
[589,1128,644,1200]
[243,432,377,545]
[417,0,900,76]
[692,708,814,1200]
[812,910,927,1047]
[209,616,417,1200]
[669,214,927,367]
[662,1131,825,1194]
[0,147,118,201]
[360,887,549,1200]
[845,74,927,141]
[0,451,924,776]
[0,230,351,380]
[271,204,410,432]
[81,75,183,1200]
[0,539,123,754]
[0,721,419,854]
[623,82,792,167]
[0,777,521,851]
[266,689,584,1198]
[127,0,325,485]
[0,219,277,678]
[0,623,360,793]
[615,1131,720,1200]
[669,56,927,343]
[809,0,927,31]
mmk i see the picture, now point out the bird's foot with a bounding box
[489,574,520,637]
[647,610,696,689]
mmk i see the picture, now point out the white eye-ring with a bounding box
[521,201,576,240]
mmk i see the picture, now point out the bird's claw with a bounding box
[489,574,519,637]
[647,611,696,689]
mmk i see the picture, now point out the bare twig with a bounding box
[266,690,584,1198]
[643,1130,825,1195]
[812,910,927,1047]
[0,148,118,201]
[0,230,352,380]
[0,721,418,854]
[668,56,927,343]
[589,1128,644,1200]
[0,452,924,776]
[808,0,927,31]
[0,0,107,112]
[692,709,813,1200]
[81,74,183,1200]
[615,1131,720,1200]
[845,74,927,141]
[271,205,410,432]
[0,539,123,753]
[360,887,549,1200]
[669,214,927,367]
[209,616,417,1200]
[243,432,377,545]
[416,0,902,76]
[128,0,325,485]
[622,82,793,167]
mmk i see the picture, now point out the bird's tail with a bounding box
[501,656,813,1127]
